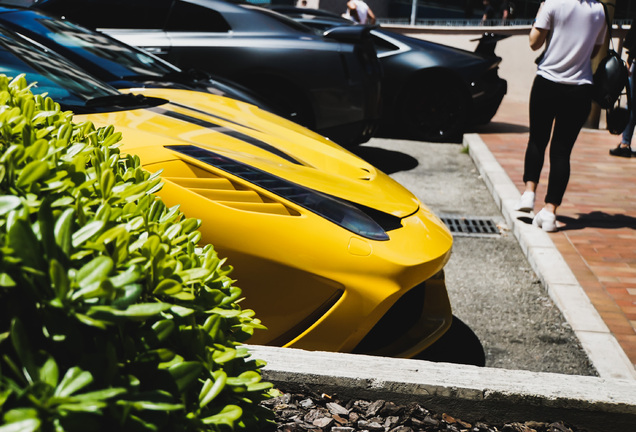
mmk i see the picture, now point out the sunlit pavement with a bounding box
[470,98,636,379]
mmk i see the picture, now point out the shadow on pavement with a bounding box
[413,316,486,367]
[557,211,636,231]
[470,121,530,134]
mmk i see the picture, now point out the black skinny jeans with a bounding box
[523,75,593,206]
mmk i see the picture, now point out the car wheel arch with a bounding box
[392,67,472,143]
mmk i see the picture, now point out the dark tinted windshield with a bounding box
[0,26,125,107]
[0,10,178,81]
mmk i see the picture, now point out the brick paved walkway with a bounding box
[476,99,636,370]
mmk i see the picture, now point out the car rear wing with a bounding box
[323,24,375,43]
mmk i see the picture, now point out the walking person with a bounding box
[345,0,376,25]
[481,0,496,25]
[609,24,636,157]
[500,0,513,24]
[515,0,606,232]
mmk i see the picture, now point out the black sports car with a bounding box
[0,6,272,110]
[271,6,508,143]
[15,0,383,146]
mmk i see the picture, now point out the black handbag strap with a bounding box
[599,1,631,112]
[600,1,614,49]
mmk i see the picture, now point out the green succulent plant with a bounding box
[0,74,273,432]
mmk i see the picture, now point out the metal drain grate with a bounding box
[439,215,501,237]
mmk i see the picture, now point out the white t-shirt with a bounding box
[350,0,370,24]
[535,0,606,85]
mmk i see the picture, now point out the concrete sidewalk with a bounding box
[470,98,636,380]
[407,27,636,380]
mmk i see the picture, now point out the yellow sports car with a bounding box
[0,25,453,358]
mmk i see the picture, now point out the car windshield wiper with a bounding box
[84,93,162,108]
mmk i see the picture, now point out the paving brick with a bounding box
[481,99,636,368]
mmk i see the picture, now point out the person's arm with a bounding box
[529,27,549,51]
[346,0,360,23]
[529,2,548,51]
[367,7,376,24]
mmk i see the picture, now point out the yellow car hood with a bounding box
[83,88,420,218]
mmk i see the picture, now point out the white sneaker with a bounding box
[532,208,557,232]
[515,191,535,212]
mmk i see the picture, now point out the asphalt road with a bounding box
[351,138,597,377]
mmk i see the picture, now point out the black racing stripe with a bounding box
[168,101,255,130]
[149,105,303,165]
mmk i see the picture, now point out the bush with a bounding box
[0,74,273,432]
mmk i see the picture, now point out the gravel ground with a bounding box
[262,389,587,432]
[351,139,597,376]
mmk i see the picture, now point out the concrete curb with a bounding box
[462,133,636,381]
[247,344,636,432]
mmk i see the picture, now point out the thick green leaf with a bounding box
[199,370,226,408]
[71,220,105,247]
[100,170,115,198]
[212,348,237,365]
[39,355,59,388]
[246,382,274,392]
[74,313,109,329]
[168,362,203,393]
[54,208,74,256]
[8,219,43,269]
[26,138,48,161]
[153,278,183,296]
[72,387,126,401]
[9,319,37,384]
[178,267,211,283]
[0,272,16,287]
[226,371,261,387]
[201,405,242,427]
[49,259,70,302]
[203,314,222,341]
[76,256,113,287]
[151,320,175,342]
[111,284,143,308]
[0,196,20,216]
[54,367,93,397]
[118,400,183,411]
[0,419,40,432]
[110,267,142,288]
[16,160,49,187]
[71,279,114,301]
[88,303,172,320]
[56,400,106,412]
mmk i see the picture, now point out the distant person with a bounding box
[481,0,496,25]
[609,24,636,157]
[500,0,513,24]
[298,0,308,7]
[344,0,376,25]
[515,0,606,232]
